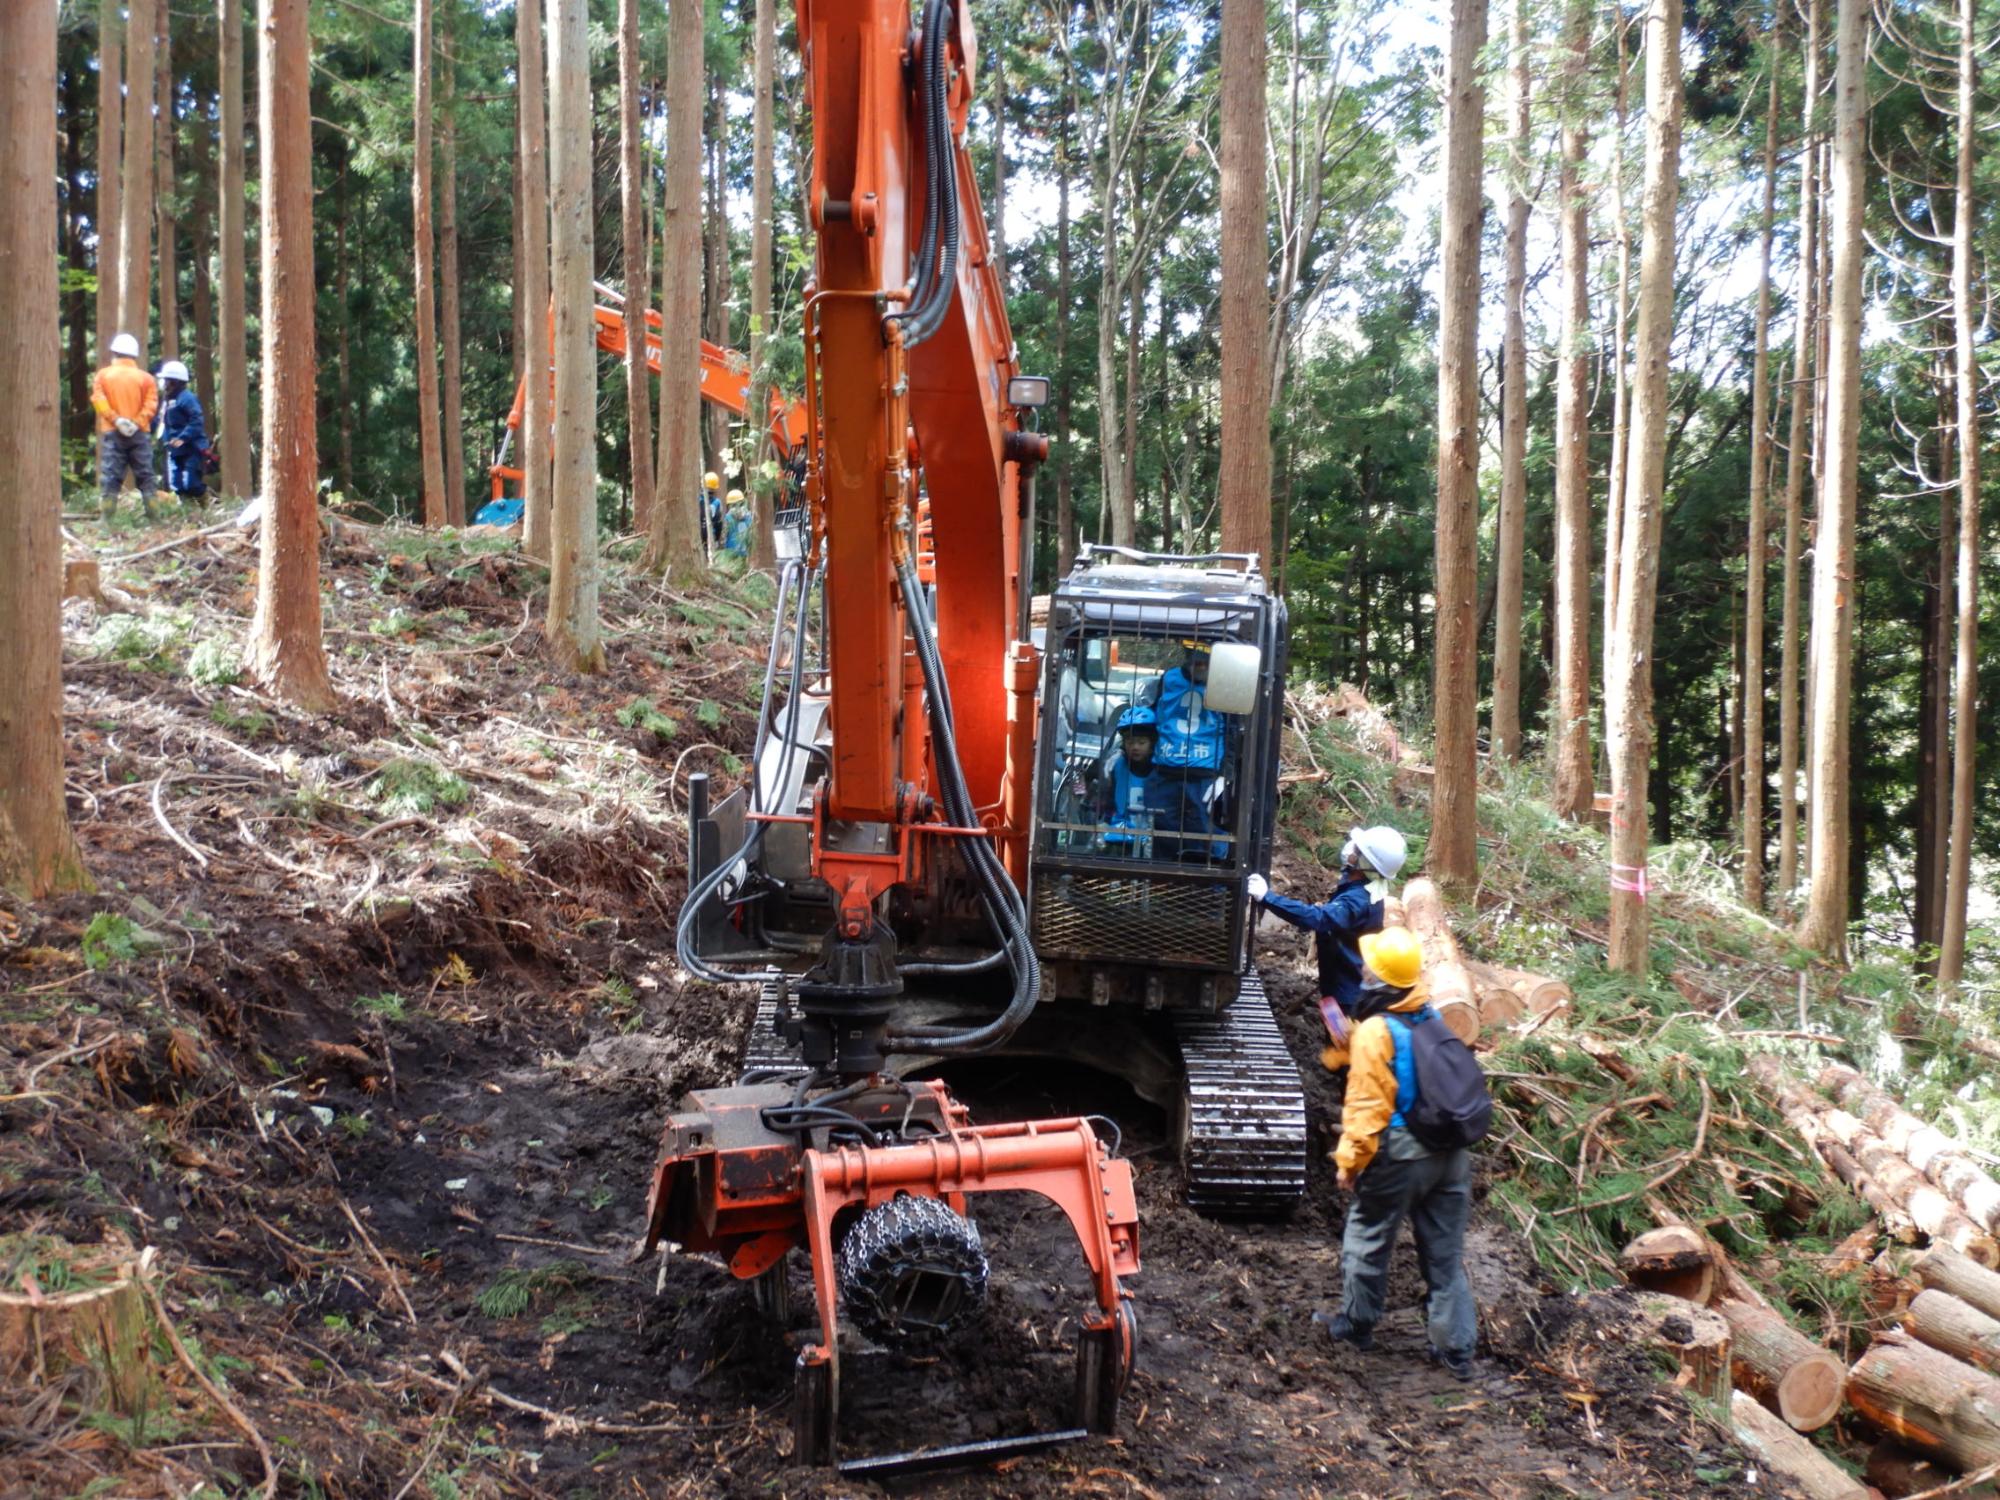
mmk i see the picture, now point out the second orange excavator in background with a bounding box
[487,281,809,504]
[637,0,1302,1476]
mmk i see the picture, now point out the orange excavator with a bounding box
[486,282,809,502]
[640,0,1300,1475]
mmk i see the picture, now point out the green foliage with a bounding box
[368,757,470,816]
[89,613,188,671]
[81,913,140,969]
[615,697,679,739]
[475,1261,584,1320]
[695,699,724,729]
[185,638,242,686]
[354,992,407,1021]
[209,700,271,738]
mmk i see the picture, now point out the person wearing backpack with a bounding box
[1313,925,1491,1380]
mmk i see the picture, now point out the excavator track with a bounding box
[1174,969,1308,1217]
[739,982,807,1079]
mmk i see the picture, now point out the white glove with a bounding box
[1341,839,1358,868]
[1246,873,1269,902]
[114,416,138,437]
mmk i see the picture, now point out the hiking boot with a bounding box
[1428,1346,1475,1382]
[1311,1310,1375,1351]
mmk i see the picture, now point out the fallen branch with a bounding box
[103,513,249,565]
[144,1272,278,1500]
[151,774,212,870]
[338,1198,416,1323]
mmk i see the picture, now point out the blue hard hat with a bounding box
[1116,705,1157,732]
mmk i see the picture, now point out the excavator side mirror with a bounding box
[1203,642,1261,715]
[1007,375,1050,409]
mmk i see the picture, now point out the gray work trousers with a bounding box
[1340,1126,1477,1362]
[99,428,157,506]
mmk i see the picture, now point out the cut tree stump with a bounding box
[63,555,101,602]
[1716,1295,1846,1431]
[0,1237,157,1423]
[1866,1439,2000,1498]
[1619,1225,1717,1305]
[1917,1246,2000,1324]
[1633,1292,1732,1402]
[1906,1288,2000,1376]
[1818,1064,2000,1237]
[1849,1328,2000,1471]
[1730,1390,1869,1500]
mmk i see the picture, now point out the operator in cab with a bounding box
[1248,824,1408,1014]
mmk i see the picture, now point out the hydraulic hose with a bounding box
[883,551,1041,1055]
[888,0,961,351]
[675,559,816,987]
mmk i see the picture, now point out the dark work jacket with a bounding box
[1260,873,1383,1011]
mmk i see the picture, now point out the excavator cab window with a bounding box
[1042,628,1244,867]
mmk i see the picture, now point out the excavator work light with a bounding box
[1007,374,1050,409]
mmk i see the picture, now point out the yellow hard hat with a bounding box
[704,471,721,490]
[726,488,745,506]
[1358,927,1423,990]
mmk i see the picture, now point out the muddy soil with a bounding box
[3,523,1770,1499]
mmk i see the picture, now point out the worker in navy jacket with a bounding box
[1248,825,1409,1013]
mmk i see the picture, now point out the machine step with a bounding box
[1173,969,1308,1217]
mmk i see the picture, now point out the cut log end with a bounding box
[1717,1295,1847,1432]
[1620,1226,1717,1306]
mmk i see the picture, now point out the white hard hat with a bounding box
[1349,825,1408,880]
[159,359,190,382]
[110,333,141,358]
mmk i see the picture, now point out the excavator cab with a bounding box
[1029,546,1287,1017]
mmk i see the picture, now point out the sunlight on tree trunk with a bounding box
[217,0,251,502]
[1796,0,1866,959]
[746,0,778,569]
[1,0,92,898]
[517,0,553,559]
[544,0,605,671]
[1551,0,1595,821]
[1602,6,1633,715]
[1430,0,1488,891]
[440,2,465,527]
[117,0,157,350]
[1777,0,1820,901]
[1491,0,1531,764]
[1742,41,1779,910]
[245,0,334,713]
[1218,0,1272,563]
[619,0,655,535]
[1937,0,1980,988]
[1607,0,1682,976]
[96,0,122,356]
[649,0,707,576]
[413,0,448,529]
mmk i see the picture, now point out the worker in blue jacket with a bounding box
[154,360,209,506]
[1248,825,1409,1013]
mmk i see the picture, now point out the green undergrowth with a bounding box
[1283,689,2000,1354]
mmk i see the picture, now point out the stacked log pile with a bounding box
[1745,1056,2000,1267]
[1731,1055,2000,1493]
[1399,878,1570,1045]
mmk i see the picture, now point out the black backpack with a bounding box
[1385,1007,1493,1152]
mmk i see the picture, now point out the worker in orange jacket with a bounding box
[1313,927,1479,1381]
[91,333,160,518]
